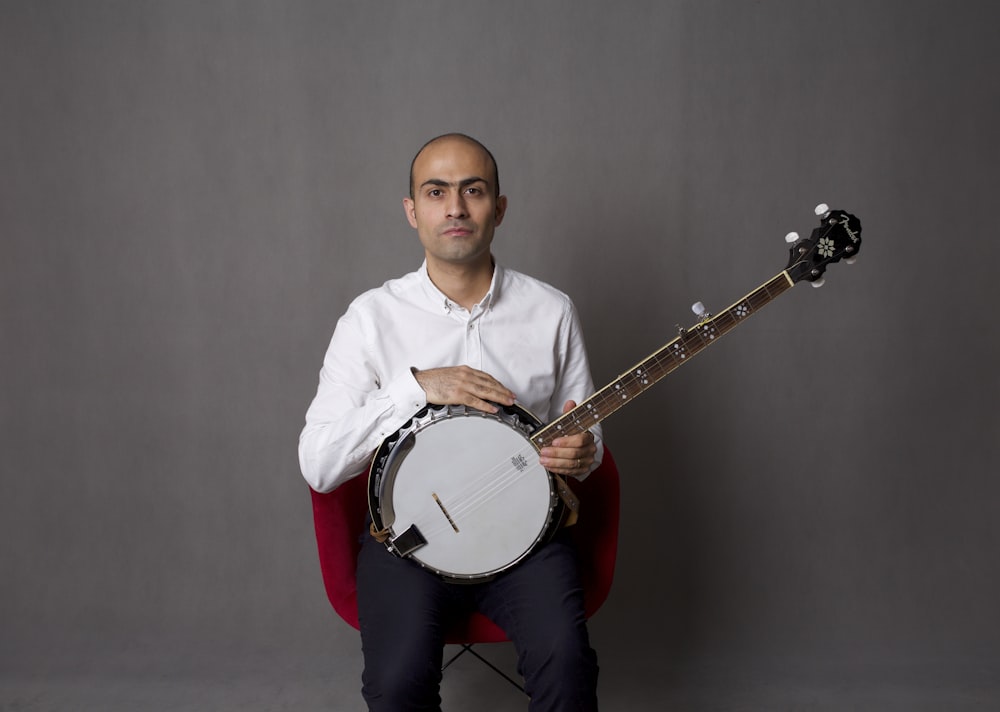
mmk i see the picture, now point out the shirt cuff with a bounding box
[386,367,427,415]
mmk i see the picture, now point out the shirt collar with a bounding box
[418,258,504,314]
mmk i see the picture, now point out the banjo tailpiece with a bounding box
[386,524,428,558]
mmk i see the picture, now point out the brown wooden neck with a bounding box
[530,271,796,449]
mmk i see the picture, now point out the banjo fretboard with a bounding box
[530,271,796,449]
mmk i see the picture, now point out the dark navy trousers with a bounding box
[356,529,599,711]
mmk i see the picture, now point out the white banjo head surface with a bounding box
[375,407,556,580]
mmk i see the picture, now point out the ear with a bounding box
[493,195,508,227]
[403,197,418,229]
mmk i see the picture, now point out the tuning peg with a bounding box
[785,231,799,244]
[691,301,707,317]
[814,203,830,217]
[810,278,825,288]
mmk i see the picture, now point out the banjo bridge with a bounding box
[432,492,460,533]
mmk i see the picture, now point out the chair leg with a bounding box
[441,644,527,694]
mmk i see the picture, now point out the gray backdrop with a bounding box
[3,1,999,710]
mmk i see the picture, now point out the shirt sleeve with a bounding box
[298,309,427,493]
[549,300,604,478]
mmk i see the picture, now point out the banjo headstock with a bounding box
[784,205,863,286]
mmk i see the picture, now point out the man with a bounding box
[299,133,602,711]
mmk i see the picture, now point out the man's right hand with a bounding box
[412,366,516,413]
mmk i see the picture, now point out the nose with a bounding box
[446,193,468,219]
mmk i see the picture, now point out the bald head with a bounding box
[408,133,500,200]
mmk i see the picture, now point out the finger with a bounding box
[539,456,589,475]
[453,367,514,404]
[539,443,595,471]
[549,431,595,449]
[472,377,516,406]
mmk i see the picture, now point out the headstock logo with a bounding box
[839,216,860,243]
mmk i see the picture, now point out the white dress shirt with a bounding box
[299,260,603,493]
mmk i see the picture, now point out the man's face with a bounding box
[403,138,507,269]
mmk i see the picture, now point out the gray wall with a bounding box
[3,0,999,708]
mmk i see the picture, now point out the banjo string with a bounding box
[408,441,542,540]
[444,442,540,522]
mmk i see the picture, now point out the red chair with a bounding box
[310,446,621,689]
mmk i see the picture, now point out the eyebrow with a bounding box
[419,176,490,191]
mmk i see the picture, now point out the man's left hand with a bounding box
[539,400,597,477]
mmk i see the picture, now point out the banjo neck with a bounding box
[531,205,863,450]
[530,271,796,449]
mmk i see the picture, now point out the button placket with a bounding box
[465,317,483,368]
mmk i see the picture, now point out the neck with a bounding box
[426,256,494,311]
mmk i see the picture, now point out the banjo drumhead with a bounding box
[384,413,555,580]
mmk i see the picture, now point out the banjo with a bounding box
[367,205,862,583]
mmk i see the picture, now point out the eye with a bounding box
[427,188,443,198]
[464,186,483,196]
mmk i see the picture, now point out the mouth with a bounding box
[442,225,474,237]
